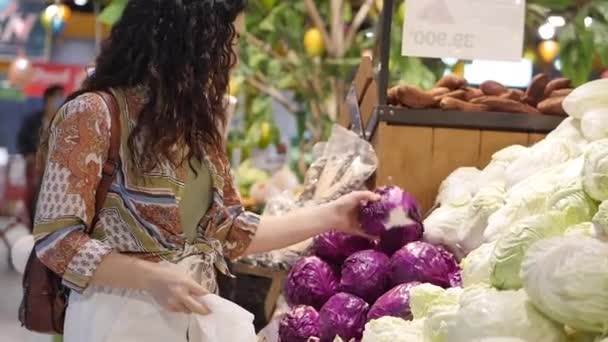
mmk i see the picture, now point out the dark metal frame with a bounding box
[364,0,395,140]
[361,0,563,139]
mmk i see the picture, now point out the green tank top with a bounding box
[179,158,213,243]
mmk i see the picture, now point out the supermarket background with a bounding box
[1,0,608,341]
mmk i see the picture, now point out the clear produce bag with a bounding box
[239,125,378,270]
[298,125,377,206]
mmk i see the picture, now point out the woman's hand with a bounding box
[139,262,210,315]
[325,190,380,236]
[244,190,380,256]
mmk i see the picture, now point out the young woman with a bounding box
[33,1,377,340]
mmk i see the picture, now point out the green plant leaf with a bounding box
[343,3,353,22]
[593,1,608,21]
[527,0,572,11]
[590,21,608,65]
[98,0,128,26]
[560,22,594,86]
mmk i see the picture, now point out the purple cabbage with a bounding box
[377,225,424,256]
[340,250,390,303]
[367,282,421,321]
[285,256,339,310]
[319,293,369,342]
[312,230,374,264]
[389,241,461,288]
[360,186,423,255]
[279,305,320,342]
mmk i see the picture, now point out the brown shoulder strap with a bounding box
[91,91,121,230]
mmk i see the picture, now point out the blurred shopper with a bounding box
[16,85,64,228]
[17,85,65,158]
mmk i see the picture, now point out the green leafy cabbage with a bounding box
[409,283,462,320]
[361,317,424,342]
[521,236,608,334]
[583,139,608,201]
[484,158,586,242]
[545,117,588,148]
[504,138,581,188]
[563,79,608,120]
[564,222,596,238]
[592,201,608,239]
[447,287,568,342]
[460,241,496,287]
[458,182,506,254]
[490,212,575,290]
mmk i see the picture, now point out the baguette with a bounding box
[435,74,468,90]
[474,96,541,114]
[538,96,567,116]
[544,78,571,98]
[440,97,490,112]
[395,85,438,108]
[387,86,400,105]
[426,87,451,97]
[464,87,484,101]
[434,89,467,102]
[549,88,573,98]
[499,90,523,102]
[523,73,550,106]
[480,80,508,96]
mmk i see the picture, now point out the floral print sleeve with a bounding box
[203,148,260,260]
[34,93,114,293]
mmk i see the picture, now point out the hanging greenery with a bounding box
[97,0,128,26]
[528,0,608,85]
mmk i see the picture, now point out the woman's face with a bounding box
[232,13,245,69]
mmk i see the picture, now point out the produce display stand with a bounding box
[339,0,565,213]
[231,262,286,322]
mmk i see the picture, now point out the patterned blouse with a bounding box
[33,88,260,293]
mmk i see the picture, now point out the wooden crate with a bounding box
[339,88,564,213]
[338,58,566,214]
[375,129,547,213]
[370,108,564,213]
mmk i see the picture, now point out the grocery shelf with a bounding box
[375,106,565,134]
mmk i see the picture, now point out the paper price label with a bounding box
[402,0,526,62]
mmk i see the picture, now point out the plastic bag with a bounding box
[193,294,256,342]
[240,125,378,270]
[298,125,378,206]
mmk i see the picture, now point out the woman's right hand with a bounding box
[139,262,210,315]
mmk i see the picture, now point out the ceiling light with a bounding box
[538,23,556,40]
[547,16,565,27]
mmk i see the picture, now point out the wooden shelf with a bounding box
[377,106,565,134]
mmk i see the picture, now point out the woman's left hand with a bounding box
[326,191,380,236]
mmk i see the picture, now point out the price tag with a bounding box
[402,0,526,62]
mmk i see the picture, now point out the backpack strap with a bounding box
[91,91,122,231]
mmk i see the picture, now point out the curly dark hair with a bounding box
[71,0,246,171]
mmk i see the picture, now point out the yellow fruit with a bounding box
[523,47,537,63]
[229,78,240,96]
[452,61,465,77]
[304,28,325,57]
[259,122,271,149]
[397,2,406,24]
[375,0,383,12]
[260,0,277,10]
[369,6,379,20]
[538,40,560,63]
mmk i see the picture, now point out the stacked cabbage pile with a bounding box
[361,79,608,342]
[278,186,462,342]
